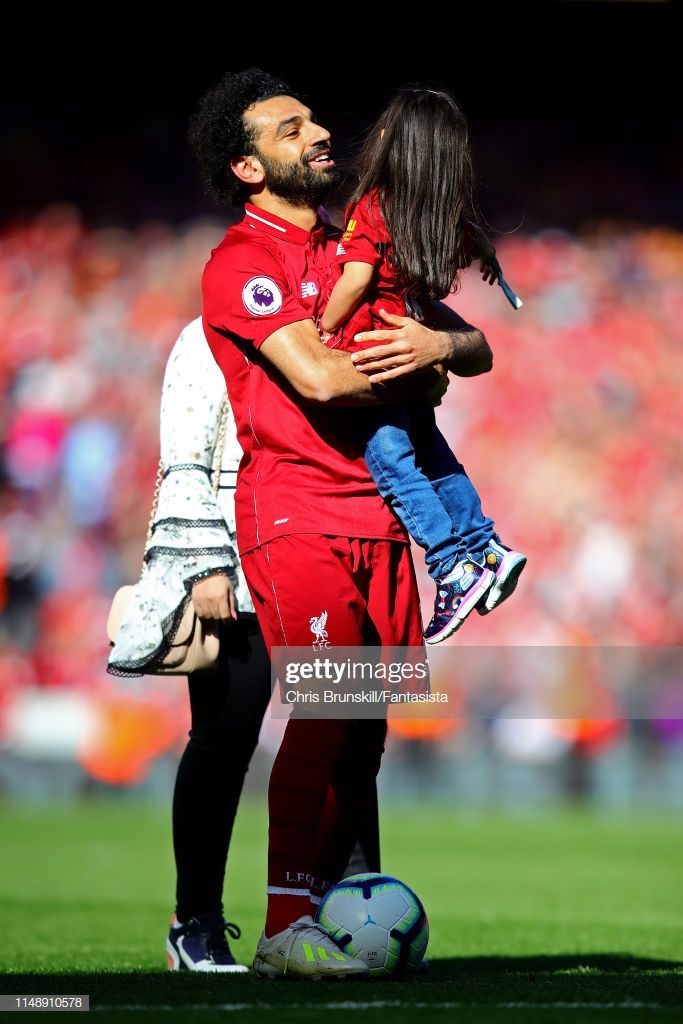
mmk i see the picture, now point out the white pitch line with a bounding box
[92,999,667,1012]
[499,1002,664,1011]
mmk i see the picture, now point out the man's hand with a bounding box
[350,306,492,381]
[351,309,452,383]
[191,574,237,621]
[352,306,492,381]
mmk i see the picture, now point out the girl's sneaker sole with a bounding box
[478,554,527,615]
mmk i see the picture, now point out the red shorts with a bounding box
[241,535,423,653]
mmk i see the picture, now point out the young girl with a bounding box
[320,86,526,644]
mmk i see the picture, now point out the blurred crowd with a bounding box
[0,204,681,787]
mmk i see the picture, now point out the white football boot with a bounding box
[253,915,369,979]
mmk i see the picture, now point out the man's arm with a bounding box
[428,301,494,377]
[350,304,493,381]
[259,318,447,406]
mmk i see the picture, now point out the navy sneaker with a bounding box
[424,557,495,644]
[166,913,248,973]
[477,537,527,615]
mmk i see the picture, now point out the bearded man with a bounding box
[191,68,492,978]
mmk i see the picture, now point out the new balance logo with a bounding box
[301,281,319,299]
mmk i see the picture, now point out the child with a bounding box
[320,86,526,644]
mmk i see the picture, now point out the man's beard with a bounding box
[255,147,340,208]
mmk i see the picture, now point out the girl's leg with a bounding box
[363,407,466,580]
[410,405,526,618]
[409,403,495,561]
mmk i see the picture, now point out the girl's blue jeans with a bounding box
[362,402,495,581]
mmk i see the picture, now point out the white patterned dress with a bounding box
[107,317,253,676]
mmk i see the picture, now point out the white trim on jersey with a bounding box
[247,209,288,233]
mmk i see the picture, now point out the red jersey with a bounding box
[330,190,408,349]
[202,202,407,555]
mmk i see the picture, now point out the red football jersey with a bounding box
[202,203,407,555]
[330,189,408,349]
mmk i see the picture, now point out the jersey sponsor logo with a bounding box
[242,276,283,316]
[310,610,331,649]
[336,242,346,256]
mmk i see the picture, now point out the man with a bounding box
[190,68,492,978]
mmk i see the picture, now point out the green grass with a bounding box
[0,800,681,1022]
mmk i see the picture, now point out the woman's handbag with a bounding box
[106,584,221,675]
[106,398,230,675]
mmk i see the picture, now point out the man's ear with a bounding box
[230,154,265,186]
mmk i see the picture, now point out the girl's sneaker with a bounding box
[424,558,495,644]
[477,537,527,614]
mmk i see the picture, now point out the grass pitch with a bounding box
[0,799,681,1022]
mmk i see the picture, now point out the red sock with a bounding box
[265,719,354,936]
[264,719,386,936]
[265,893,314,938]
[311,720,386,895]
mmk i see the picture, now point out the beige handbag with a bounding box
[107,398,230,675]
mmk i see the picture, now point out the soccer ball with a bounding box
[315,872,429,977]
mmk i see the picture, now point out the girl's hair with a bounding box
[349,86,480,300]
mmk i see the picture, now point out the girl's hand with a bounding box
[466,221,500,285]
[191,574,237,621]
[316,316,335,345]
[479,260,498,285]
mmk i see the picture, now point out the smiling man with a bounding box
[190,68,492,978]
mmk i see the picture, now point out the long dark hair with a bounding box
[349,86,481,300]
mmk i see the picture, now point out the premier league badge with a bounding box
[242,276,283,316]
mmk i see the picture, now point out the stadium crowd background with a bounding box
[1,4,680,807]
[0,204,681,806]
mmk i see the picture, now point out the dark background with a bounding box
[1,1,679,232]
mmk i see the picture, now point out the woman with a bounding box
[108,317,378,972]
[108,316,271,971]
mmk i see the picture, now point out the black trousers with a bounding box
[173,614,271,920]
[172,613,380,920]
